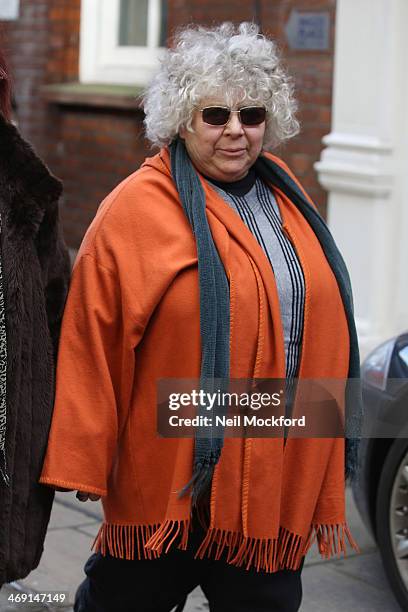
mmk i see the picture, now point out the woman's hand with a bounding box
[76,490,101,502]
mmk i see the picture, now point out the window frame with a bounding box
[80,0,164,86]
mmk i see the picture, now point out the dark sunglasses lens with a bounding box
[202,107,230,125]
[240,107,266,125]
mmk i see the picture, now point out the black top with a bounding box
[204,166,256,196]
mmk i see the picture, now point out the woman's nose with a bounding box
[224,111,245,135]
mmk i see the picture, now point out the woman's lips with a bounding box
[218,148,246,157]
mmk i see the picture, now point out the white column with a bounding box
[315,0,408,358]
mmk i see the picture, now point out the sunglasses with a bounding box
[197,106,267,126]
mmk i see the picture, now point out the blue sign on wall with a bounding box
[0,0,20,20]
[285,10,330,51]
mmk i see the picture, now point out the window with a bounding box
[80,0,166,86]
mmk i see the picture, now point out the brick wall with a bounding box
[167,0,255,33]
[1,0,335,247]
[47,110,148,248]
[263,0,336,215]
[47,1,80,83]
[1,0,146,248]
[1,0,50,148]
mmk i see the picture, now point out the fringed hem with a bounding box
[194,522,360,572]
[304,522,361,559]
[144,518,190,553]
[92,519,190,561]
[92,520,359,571]
[194,525,305,572]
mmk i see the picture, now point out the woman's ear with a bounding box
[179,125,186,139]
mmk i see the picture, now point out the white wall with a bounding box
[315,0,408,359]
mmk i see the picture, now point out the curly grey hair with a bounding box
[143,22,300,150]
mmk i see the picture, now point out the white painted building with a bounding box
[315,0,408,358]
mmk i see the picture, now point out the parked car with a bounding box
[353,332,408,610]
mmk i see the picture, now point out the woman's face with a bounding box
[179,96,266,182]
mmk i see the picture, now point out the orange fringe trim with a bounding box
[92,520,360,571]
[92,519,190,560]
[194,525,305,572]
[304,522,361,559]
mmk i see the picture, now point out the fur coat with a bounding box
[0,114,70,585]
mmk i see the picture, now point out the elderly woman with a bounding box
[40,22,362,612]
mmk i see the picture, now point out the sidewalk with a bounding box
[0,487,401,611]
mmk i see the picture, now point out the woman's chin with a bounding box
[210,161,251,182]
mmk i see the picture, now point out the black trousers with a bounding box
[74,516,305,612]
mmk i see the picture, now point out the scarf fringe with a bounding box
[92,519,359,571]
[195,522,360,571]
[194,525,305,572]
[144,518,190,553]
[305,522,361,559]
[92,519,190,560]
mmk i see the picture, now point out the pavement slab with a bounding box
[301,555,401,612]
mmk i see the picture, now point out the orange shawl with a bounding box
[40,149,359,572]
